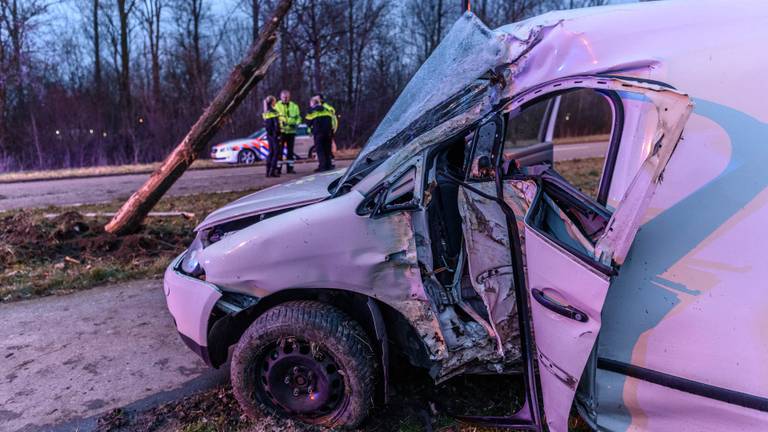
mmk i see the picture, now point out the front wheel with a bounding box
[237,148,257,165]
[231,301,376,429]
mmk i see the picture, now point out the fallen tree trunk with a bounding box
[105,0,293,235]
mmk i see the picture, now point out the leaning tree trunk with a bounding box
[105,0,293,235]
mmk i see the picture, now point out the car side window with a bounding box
[505,88,615,201]
[357,165,420,217]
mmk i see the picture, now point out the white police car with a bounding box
[210,125,311,165]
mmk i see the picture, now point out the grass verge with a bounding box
[554,157,604,198]
[0,158,602,304]
[0,188,261,303]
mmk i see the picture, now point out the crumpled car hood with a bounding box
[196,169,344,231]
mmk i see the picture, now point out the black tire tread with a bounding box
[231,300,376,429]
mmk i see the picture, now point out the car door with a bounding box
[519,80,692,432]
[458,76,692,431]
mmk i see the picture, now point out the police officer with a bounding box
[274,89,301,174]
[307,94,338,166]
[262,95,282,177]
[305,95,336,172]
[320,95,338,165]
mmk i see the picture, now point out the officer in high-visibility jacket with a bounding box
[305,95,336,172]
[274,89,301,174]
[262,95,282,177]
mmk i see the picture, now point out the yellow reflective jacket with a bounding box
[274,100,301,134]
[322,102,338,132]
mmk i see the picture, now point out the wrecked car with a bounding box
[164,1,768,430]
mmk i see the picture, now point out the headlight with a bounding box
[180,237,204,276]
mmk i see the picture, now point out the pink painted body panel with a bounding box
[164,255,221,346]
[163,1,768,429]
[525,227,609,432]
[597,369,768,432]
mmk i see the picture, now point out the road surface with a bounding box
[0,160,351,212]
[553,140,608,161]
[0,279,227,432]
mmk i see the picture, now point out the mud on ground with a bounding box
[95,359,528,432]
[0,188,261,302]
[0,210,193,302]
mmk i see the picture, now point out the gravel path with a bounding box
[0,279,227,432]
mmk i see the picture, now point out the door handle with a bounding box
[531,288,588,323]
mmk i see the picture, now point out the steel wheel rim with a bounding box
[257,337,345,417]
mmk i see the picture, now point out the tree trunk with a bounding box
[345,0,353,107]
[191,0,203,106]
[251,0,260,42]
[105,0,293,235]
[117,0,133,123]
[93,0,102,97]
[0,15,6,150]
[150,0,161,103]
[30,109,42,168]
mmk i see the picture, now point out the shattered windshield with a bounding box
[338,12,513,191]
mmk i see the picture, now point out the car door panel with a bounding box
[520,86,692,431]
[524,223,610,431]
[456,76,692,431]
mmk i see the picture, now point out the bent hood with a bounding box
[196,169,344,231]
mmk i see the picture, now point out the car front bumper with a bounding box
[164,252,222,366]
[210,149,238,163]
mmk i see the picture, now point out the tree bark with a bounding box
[251,0,260,42]
[105,0,293,235]
[345,0,353,107]
[117,0,134,123]
[93,0,102,97]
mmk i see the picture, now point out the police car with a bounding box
[209,124,311,165]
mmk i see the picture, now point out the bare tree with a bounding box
[138,0,163,103]
[172,0,215,107]
[249,0,260,41]
[92,0,102,96]
[105,0,293,235]
[0,0,582,172]
[116,0,136,120]
[292,0,344,93]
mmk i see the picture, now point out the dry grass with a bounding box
[0,159,228,183]
[0,157,601,304]
[555,157,604,198]
[553,133,610,145]
[0,188,261,303]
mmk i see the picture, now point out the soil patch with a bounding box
[0,188,260,302]
[95,359,526,432]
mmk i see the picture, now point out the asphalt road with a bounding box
[0,279,228,432]
[553,140,608,161]
[0,160,352,212]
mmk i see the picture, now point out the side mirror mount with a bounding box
[478,155,491,171]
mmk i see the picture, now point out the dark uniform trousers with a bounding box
[266,134,283,175]
[315,133,333,171]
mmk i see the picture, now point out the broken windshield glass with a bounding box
[338,12,509,189]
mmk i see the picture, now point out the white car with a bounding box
[168,1,768,430]
[210,125,313,165]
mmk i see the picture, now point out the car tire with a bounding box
[237,148,257,165]
[231,301,376,429]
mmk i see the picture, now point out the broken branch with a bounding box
[104,0,294,235]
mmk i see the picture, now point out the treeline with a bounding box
[0,0,608,171]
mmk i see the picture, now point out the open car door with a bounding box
[520,81,692,432]
[456,76,692,431]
